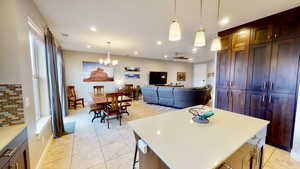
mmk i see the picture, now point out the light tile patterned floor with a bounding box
[40,101,300,169]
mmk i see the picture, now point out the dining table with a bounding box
[90,93,132,122]
[91,93,132,105]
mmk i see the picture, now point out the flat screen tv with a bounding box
[149,72,167,85]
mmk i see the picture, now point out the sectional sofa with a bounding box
[141,85,212,109]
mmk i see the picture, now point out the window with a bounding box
[29,28,50,121]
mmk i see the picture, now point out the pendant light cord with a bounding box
[174,0,177,18]
[200,0,203,26]
[217,0,220,19]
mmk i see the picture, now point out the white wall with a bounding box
[193,64,207,87]
[0,0,52,169]
[64,50,193,102]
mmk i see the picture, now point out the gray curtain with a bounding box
[45,28,65,137]
[57,47,69,116]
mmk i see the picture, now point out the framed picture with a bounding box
[177,72,186,81]
[82,61,114,82]
[125,74,140,79]
[124,67,140,72]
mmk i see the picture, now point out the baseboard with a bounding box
[291,150,300,162]
[35,136,53,169]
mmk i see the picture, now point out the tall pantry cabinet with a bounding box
[215,7,300,151]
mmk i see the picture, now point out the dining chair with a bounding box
[93,85,104,95]
[103,93,123,128]
[67,85,84,109]
[124,84,134,99]
[89,103,104,123]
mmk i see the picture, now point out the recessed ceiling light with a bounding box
[90,26,97,32]
[219,17,230,25]
[87,45,91,48]
[192,47,198,53]
[188,58,193,61]
[157,41,163,45]
[164,55,168,58]
[134,51,139,55]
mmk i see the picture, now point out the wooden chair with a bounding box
[93,85,104,95]
[89,103,104,122]
[103,93,123,128]
[124,84,134,98]
[67,86,84,109]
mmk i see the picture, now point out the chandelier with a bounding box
[99,41,118,66]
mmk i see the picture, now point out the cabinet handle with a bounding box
[263,82,267,89]
[269,96,272,104]
[274,34,278,39]
[270,82,273,90]
[0,147,17,158]
[262,95,265,103]
[229,81,233,87]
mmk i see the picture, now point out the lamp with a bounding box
[210,0,222,51]
[210,36,221,51]
[169,0,181,41]
[194,0,206,47]
[98,41,118,66]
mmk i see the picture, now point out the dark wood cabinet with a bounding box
[1,163,9,169]
[250,24,273,45]
[230,50,249,90]
[230,90,246,114]
[245,91,267,119]
[216,6,300,151]
[247,43,272,91]
[273,15,300,40]
[215,88,230,111]
[232,28,250,51]
[0,128,30,169]
[269,38,300,94]
[265,93,296,150]
[216,49,231,89]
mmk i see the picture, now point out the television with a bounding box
[149,72,167,85]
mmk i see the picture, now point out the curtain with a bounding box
[57,47,69,116]
[45,28,65,137]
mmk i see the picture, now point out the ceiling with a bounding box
[33,0,300,63]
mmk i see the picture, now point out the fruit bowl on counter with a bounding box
[189,105,214,124]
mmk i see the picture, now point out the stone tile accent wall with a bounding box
[0,84,24,127]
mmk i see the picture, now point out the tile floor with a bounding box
[40,101,300,169]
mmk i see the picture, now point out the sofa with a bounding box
[141,85,212,109]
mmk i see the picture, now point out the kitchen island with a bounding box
[129,106,269,169]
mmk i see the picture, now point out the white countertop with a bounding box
[129,107,269,169]
[0,124,27,152]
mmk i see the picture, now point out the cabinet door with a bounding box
[251,24,273,45]
[247,43,272,91]
[245,91,267,119]
[1,162,10,169]
[230,50,249,90]
[232,28,250,51]
[230,90,246,114]
[274,16,300,40]
[269,38,300,94]
[215,88,230,111]
[266,93,296,151]
[9,142,30,169]
[216,49,231,88]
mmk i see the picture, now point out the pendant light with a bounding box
[99,41,118,66]
[194,0,206,47]
[169,0,181,41]
[210,0,221,51]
